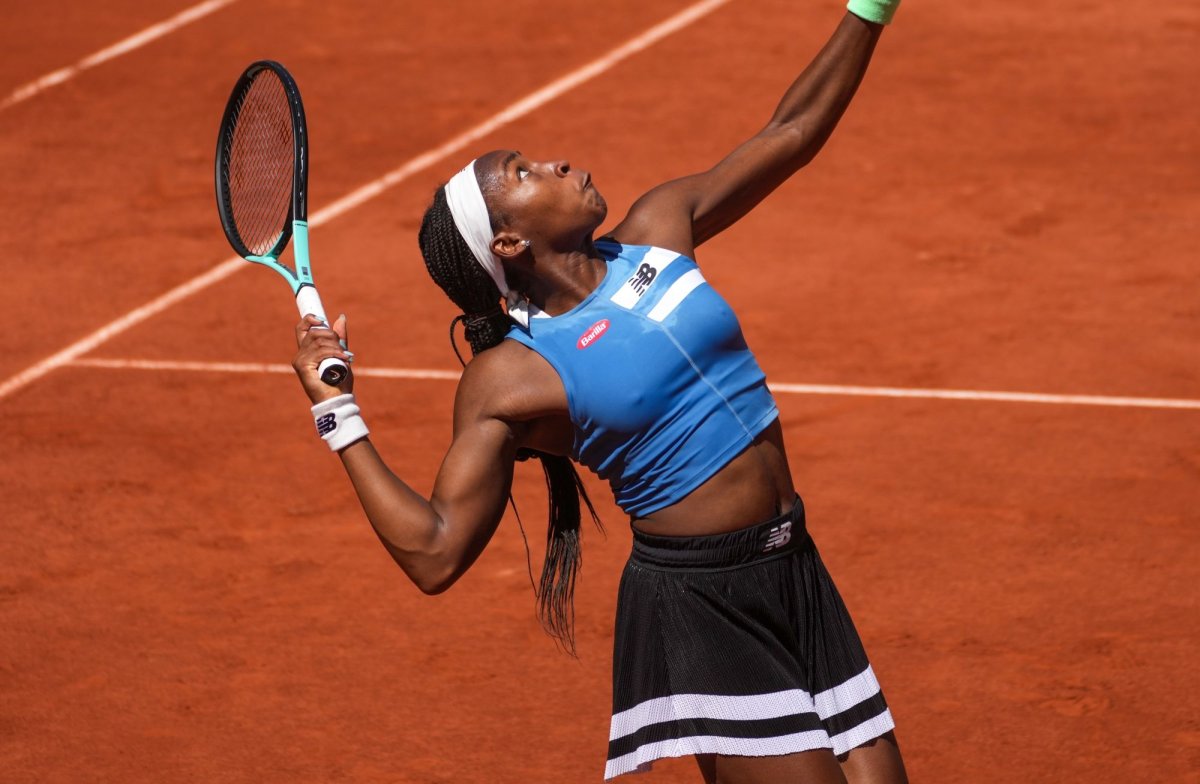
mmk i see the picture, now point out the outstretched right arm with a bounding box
[293,315,522,594]
[610,3,896,256]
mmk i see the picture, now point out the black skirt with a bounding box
[605,497,894,779]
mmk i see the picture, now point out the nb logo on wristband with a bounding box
[315,413,337,437]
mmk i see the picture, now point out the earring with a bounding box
[521,240,531,249]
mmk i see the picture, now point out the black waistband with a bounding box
[630,496,810,569]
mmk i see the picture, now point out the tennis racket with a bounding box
[214,60,347,386]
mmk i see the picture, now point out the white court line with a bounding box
[1,0,239,111]
[66,358,1200,411]
[69,357,462,382]
[768,382,1200,411]
[0,0,733,404]
[301,0,733,226]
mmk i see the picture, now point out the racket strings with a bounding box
[223,73,294,257]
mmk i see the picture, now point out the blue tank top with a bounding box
[505,240,779,517]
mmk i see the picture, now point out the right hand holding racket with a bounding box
[293,314,353,404]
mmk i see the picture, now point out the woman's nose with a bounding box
[552,160,570,177]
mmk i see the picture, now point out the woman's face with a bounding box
[477,149,607,249]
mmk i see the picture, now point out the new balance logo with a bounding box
[315,413,337,436]
[609,248,679,308]
[628,262,657,294]
[763,521,792,552]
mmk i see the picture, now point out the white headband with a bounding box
[444,160,530,328]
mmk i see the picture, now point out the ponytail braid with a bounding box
[418,187,601,655]
[419,188,511,353]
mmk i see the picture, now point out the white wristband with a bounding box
[311,393,370,452]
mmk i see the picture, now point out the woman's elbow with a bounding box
[398,555,463,596]
[414,572,456,596]
[375,528,464,594]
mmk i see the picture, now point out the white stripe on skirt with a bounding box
[605,730,833,780]
[813,665,884,719]
[830,709,896,757]
[606,665,893,780]
[609,688,817,742]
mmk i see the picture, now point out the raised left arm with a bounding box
[611,9,889,253]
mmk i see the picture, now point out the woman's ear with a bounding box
[492,231,530,260]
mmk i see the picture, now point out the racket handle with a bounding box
[296,285,349,387]
[317,357,349,386]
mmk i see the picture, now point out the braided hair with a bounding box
[418,186,601,654]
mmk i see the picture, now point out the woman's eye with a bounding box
[518,168,529,181]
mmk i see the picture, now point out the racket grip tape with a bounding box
[295,285,350,386]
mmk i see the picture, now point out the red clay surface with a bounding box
[2,1,1198,782]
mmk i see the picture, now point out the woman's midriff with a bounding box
[631,418,796,537]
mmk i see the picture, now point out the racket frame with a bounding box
[215,60,347,386]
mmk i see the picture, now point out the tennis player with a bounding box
[294,1,906,781]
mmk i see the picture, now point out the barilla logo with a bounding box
[577,319,610,349]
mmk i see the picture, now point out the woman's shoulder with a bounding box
[460,339,533,384]
[595,236,699,267]
[603,187,697,260]
[457,339,569,422]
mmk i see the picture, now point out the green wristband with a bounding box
[847,0,899,25]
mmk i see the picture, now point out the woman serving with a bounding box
[293,2,908,781]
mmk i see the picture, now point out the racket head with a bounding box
[214,60,309,264]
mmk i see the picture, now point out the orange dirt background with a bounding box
[2,1,1197,782]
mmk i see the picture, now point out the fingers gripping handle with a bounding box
[295,285,349,386]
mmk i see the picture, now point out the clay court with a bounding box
[2,0,1197,781]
